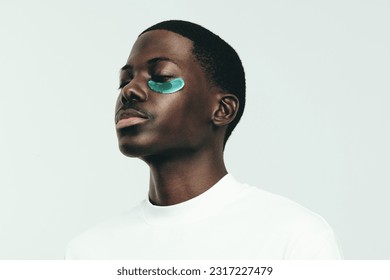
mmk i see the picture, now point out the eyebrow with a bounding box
[119,56,180,72]
[147,56,179,66]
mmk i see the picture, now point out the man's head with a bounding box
[141,20,246,143]
[115,20,245,158]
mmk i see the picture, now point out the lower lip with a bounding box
[116,117,148,129]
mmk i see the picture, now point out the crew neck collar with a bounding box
[142,174,246,226]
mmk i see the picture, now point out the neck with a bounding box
[143,147,227,206]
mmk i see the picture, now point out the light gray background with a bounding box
[1,0,389,259]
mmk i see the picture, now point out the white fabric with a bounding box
[66,174,342,259]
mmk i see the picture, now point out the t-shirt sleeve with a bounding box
[284,218,343,259]
[312,229,343,259]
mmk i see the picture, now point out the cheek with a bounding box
[186,86,214,123]
[156,92,212,138]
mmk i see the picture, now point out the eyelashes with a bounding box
[118,81,129,90]
[150,75,173,83]
[118,75,170,90]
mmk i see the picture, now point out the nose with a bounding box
[120,77,148,105]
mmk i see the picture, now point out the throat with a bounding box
[146,152,227,206]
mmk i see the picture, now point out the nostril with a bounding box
[121,90,142,104]
[121,80,147,103]
[129,92,141,101]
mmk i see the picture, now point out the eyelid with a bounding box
[119,71,134,89]
[150,63,177,79]
[118,68,176,89]
[118,80,130,89]
[118,74,170,89]
[150,74,174,83]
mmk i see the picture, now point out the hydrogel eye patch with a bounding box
[147,78,185,94]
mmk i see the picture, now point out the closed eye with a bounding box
[150,75,173,83]
[118,80,131,89]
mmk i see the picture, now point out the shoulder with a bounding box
[226,177,342,259]
[236,180,333,234]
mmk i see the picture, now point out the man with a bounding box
[66,20,342,259]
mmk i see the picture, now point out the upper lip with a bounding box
[115,107,151,124]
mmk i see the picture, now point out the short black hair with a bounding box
[140,20,246,144]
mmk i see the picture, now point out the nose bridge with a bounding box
[121,75,148,103]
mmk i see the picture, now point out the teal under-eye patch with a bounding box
[147,77,185,94]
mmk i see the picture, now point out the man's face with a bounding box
[115,30,216,158]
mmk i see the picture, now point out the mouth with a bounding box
[115,108,151,129]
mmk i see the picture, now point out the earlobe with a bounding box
[213,94,239,126]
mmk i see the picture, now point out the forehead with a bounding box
[127,30,194,65]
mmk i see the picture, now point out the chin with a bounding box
[118,142,148,158]
[117,134,198,159]
[116,129,154,157]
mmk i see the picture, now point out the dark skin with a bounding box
[115,30,239,206]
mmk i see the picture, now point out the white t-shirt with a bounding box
[66,174,342,259]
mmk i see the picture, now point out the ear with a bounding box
[212,93,239,127]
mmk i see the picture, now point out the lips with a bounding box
[115,108,151,129]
